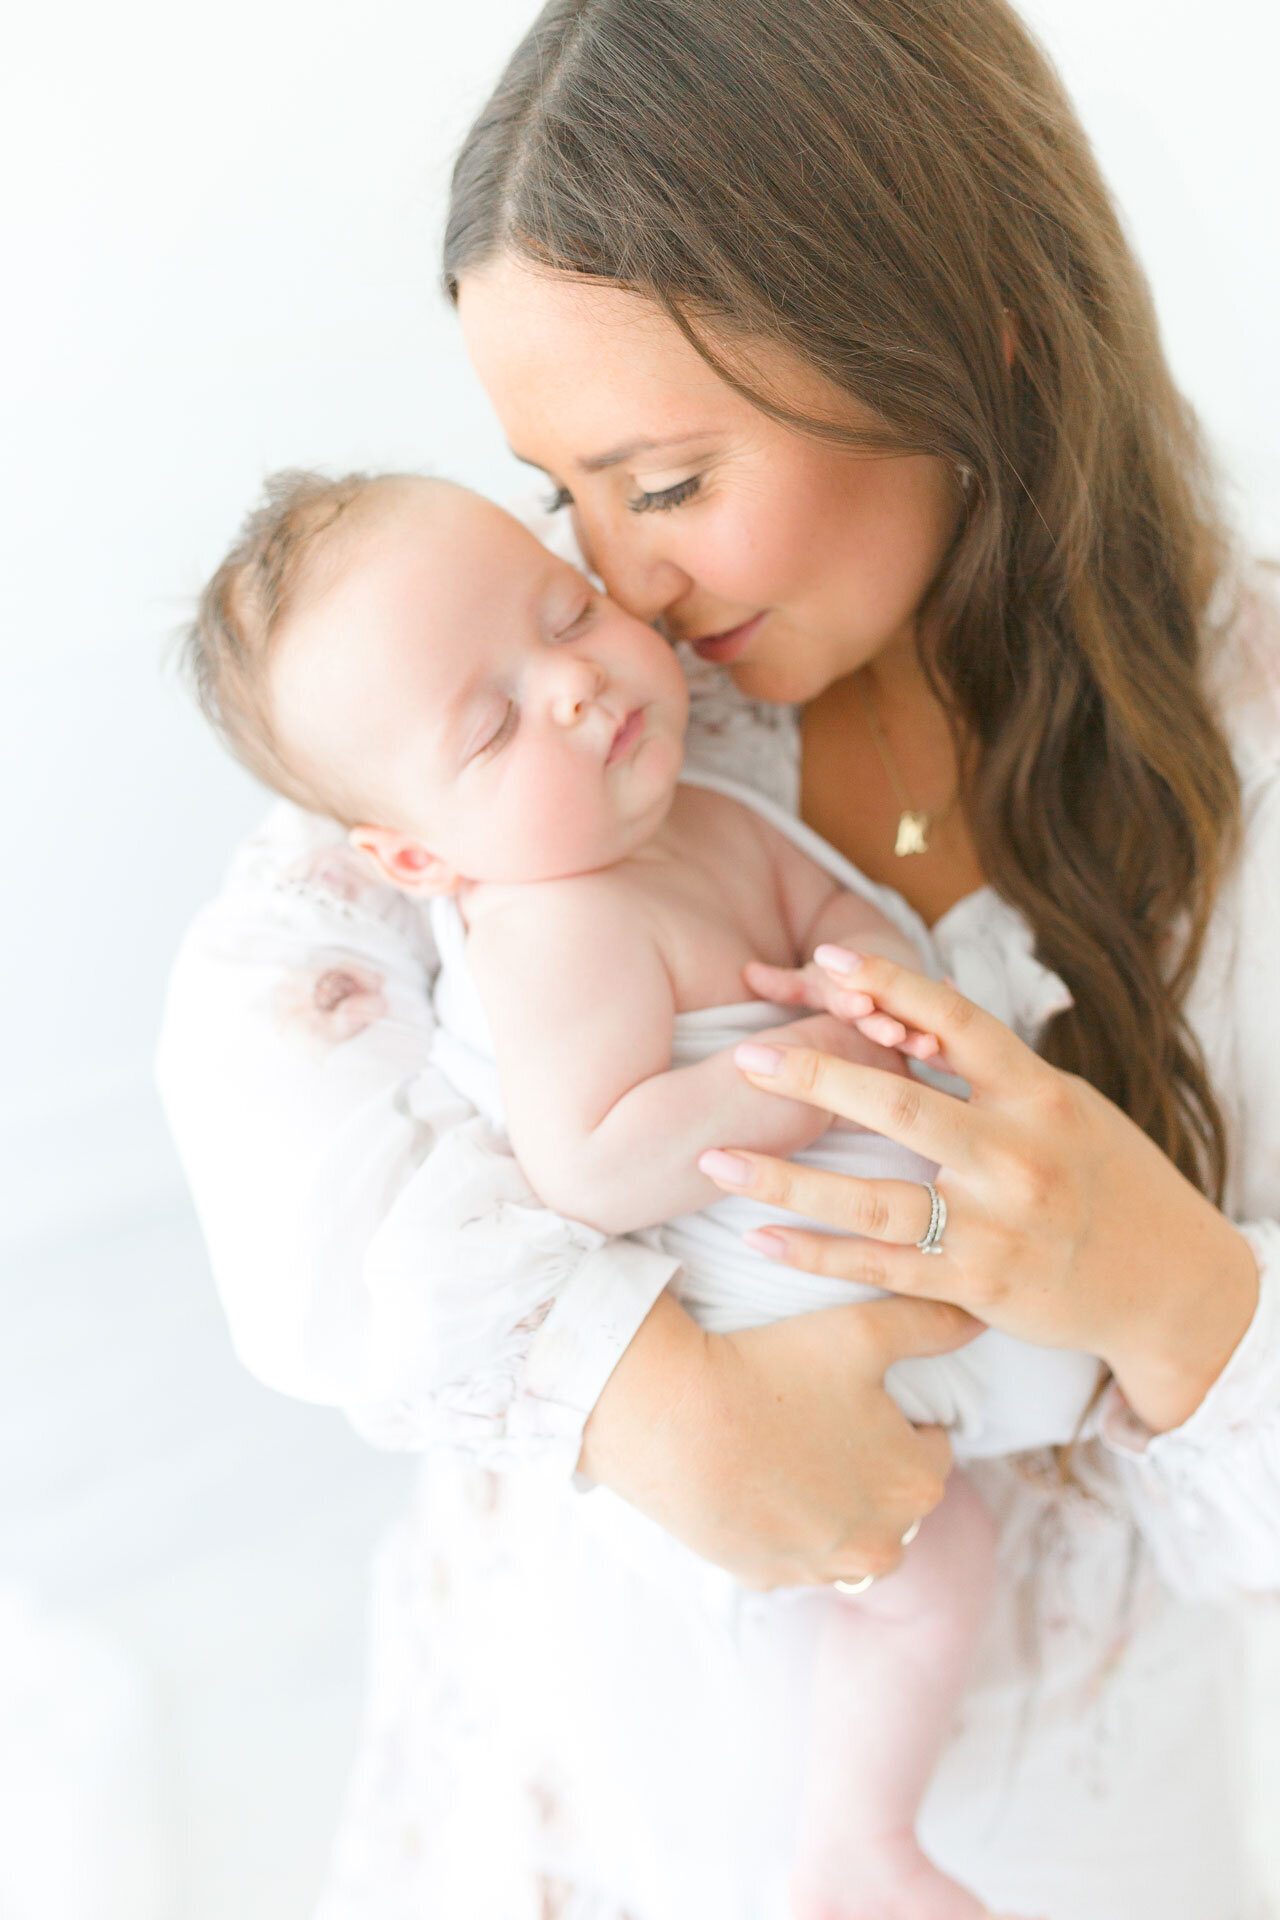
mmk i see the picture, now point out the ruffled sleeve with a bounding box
[1095,584,1280,1599]
[155,802,678,1476]
[1097,1225,1280,1600]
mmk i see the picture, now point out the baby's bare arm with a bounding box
[465,878,846,1237]
[765,820,920,969]
[747,822,940,1059]
[805,883,921,968]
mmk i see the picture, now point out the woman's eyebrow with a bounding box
[509,433,710,475]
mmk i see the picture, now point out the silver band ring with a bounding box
[915,1182,947,1255]
[900,1518,922,1547]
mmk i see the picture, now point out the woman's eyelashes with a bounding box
[544,476,702,515]
[627,475,701,514]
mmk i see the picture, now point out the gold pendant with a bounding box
[895,809,930,857]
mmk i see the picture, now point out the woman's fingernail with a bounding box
[743,1228,787,1260]
[698,1149,755,1187]
[734,1042,784,1076]
[815,945,864,976]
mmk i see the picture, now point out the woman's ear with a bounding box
[348,825,462,896]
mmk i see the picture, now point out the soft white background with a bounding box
[1,2,1277,1914]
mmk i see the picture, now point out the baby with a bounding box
[188,470,1095,1920]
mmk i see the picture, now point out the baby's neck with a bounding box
[455,781,704,920]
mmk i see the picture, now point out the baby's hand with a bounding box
[744,953,941,1063]
[739,1011,908,1152]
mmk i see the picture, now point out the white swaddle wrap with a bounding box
[429,769,1101,1458]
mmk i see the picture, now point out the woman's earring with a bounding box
[956,464,974,495]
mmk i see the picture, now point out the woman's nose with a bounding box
[573,507,692,628]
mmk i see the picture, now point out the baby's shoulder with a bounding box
[461,871,674,1019]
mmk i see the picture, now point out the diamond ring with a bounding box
[915,1182,947,1255]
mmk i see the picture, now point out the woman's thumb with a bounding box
[855,1295,983,1366]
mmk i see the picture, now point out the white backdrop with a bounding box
[1,2,1277,1915]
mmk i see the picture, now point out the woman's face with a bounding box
[458,257,963,706]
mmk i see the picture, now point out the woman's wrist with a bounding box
[1103,1207,1260,1434]
[576,1290,717,1500]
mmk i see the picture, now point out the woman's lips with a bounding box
[606,707,644,765]
[689,612,766,663]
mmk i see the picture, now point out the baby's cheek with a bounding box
[506,778,619,878]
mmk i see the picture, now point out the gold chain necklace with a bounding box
[854,672,956,857]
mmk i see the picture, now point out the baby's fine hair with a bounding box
[183,468,412,825]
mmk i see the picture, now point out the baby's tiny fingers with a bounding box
[743,961,815,1007]
[854,1016,940,1059]
[857,1012,908,1047]
[900,1030,942,1060]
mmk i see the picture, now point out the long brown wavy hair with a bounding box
[444,0,1241,1200]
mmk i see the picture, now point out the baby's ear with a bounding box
[348,825,462,896]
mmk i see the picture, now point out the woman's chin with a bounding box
[728,657,830,707]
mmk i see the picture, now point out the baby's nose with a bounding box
[549,657,605,726]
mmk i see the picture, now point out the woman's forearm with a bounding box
[576,1289,716,1492]
[577,1287,966,1588]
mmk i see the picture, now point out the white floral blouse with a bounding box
[157,562,1280,1920]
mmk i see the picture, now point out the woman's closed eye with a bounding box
[544,476,702,515]
[627,475,701,514]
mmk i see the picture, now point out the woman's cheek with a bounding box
[692,507,799,608]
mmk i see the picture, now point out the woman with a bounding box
[158,1,1280,1914]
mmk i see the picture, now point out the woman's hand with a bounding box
[744,954,943,1062]
[730,1008,917,1156]
[707,949,1260,1434]
[577,1288,980,1589]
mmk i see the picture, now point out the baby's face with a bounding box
[270,481,691,886]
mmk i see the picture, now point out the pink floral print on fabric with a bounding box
[271,960,389,1058]
[285,844,385,905]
